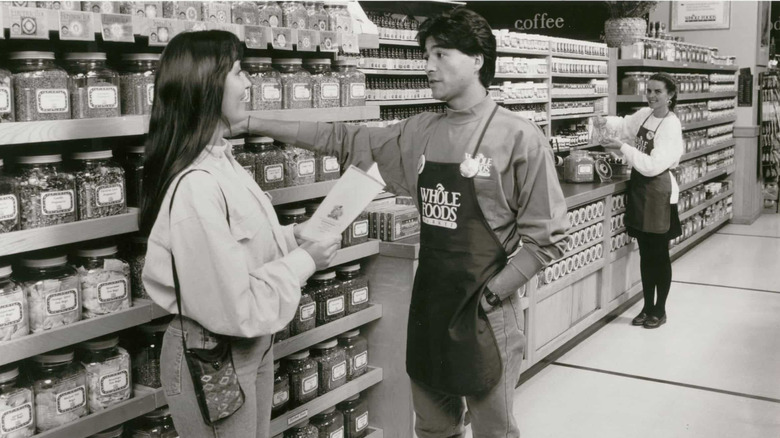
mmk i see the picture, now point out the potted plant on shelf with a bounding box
[603,1,658,48]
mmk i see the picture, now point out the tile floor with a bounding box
[464,214,780,437]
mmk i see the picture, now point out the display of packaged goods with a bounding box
[496,57,548,75]
[493,30,549,52]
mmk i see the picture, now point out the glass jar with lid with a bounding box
[285,350,318,408]
[30,348,88,432]
[15,154,77,229]
[282,1,308,29]
[282,145,316,186]
[277,206,309,226]
[563,150,595,183]
[79,335,132,412]
[325,1,351,33]
[272,361,289,418]
[128,406,178,437]
[122,146,145,208]
[303,59,341,109]
[333,60,366,107]
[16,253,81,333]
[119,53,159,115]
[71,150,127,220]
[231,141,257,180]
[258,1,284,27]
[341,210,368,248]
[621,72,640,95]
[72,243,131,318]
[338,329,368,381]
[63,52,120,119]
[309,271,345,326]
[231,1,261,25]
[248,137,286,190]
[311,339,347,395]
[285,419,318,438]
[337,393,369,438]
[122,235,150,300]
[89,425,124,438]
[316,152,341,182]
[337,264,369,315]
[0,159,20,234]
[243,57,282,111]
[0,67,14,123]
[306,1,329,31]
[0,264,28,343]
[130,318,169,388]
[0,364,35,437]
[311,406,344,438]
[291,284,316,336]
[275,59,312,110]
[8,51,70,122]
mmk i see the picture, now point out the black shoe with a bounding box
[632,312,649,326]
[643,314,667,329]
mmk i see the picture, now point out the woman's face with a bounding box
[222,60,251,124]
[646,79,673,112]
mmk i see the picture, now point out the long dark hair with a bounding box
[139,31,243,235]
[649,72,678,110]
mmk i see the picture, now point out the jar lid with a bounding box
[243,57,272,64]
[286,350,310,360]
[33,348,75,364]
[0,265,11,277]
[313,339,338,349]
[75,245,119,258]
[72,150,113,160]
[144,406,171,419]
[295,420,310,427]
[90,425,124,438]
[128,146,145,154]
[20,254,68,268]
[312,271,336,280]
[273,58,303,65]
[279,207,306,216]
[338,329,360,338]
[63,52,108,61]
[120,53,160,61]
[246,136,275,144]
[16,154,62,164]
[303,58,331,65]
[333,59,358,66]
[0,366,20,384]
[82,335,120,350]
[316,406,336,416]
[343,393,360,402]
[337,264,360,273]
[139,320,170,333]
[8,51,55,60]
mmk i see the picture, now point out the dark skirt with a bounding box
[627,204,682,240]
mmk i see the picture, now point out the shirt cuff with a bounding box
[295,122,320,149]
[284,248,317,286]
[500,248,545,298]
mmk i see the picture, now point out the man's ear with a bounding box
[474,54,483,72]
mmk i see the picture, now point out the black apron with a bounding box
[406,106,506,396]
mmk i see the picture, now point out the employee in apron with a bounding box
[597,72,684,329]
[238,8,569,437]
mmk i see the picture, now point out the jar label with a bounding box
[96,184,125,207]
[350,83,366,99]
[331,360,347,381]
[100,370,129,395]
[88,86,119,109]
[261,84,281,101]
[302,374,318,394]
[46,289,78,315]
[323,156,340,173]
[354,351,368,369]
[269,15,279,27]
[264,164,284,183]
[321,83,340,99]
[356,412,368,431]
[299,302,315,321]
[1,403,33,433]
[98,279,128,303]
[36,89,69,113]
[56,386,86,414]
[351,287,368,305]
[297,159,315,177]
[272,389,288,407]
[329,427,344,438]
[0,87,10,113]
[326,296,344,316]
[0,301,23,328]
[41,190,75,215]
[293,84,311,101]
[0,195,18,222]
[577,164,593,175]
[352,220,368,238]
[146,83,155,106]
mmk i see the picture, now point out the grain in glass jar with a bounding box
[0,364,35,438]
[282,1,308,28]
[291,285,316,336]
[79,335,132,412]
[311,406,344,438]
[341,211,368,249]
[0,264,28,343]
[89,425,123,438]
[0,160,21,234]
[316,153,341,182]
[304,59,341,109]
[15,154,77,229]
[278,206,309,226]
[285,420,318,438]
[0,67,14,123]
[122,146,145,208]
[310,271,345,326]
[282,145,316,186]
[232,141,257,180]
[306,1,329,31]
[231,1,261,25]
[272,361,290,418]
[285,350,318,408]
[333,60,365,107]
[258,1,284,27]
[71,150,127,220]
[128,406,178,437]
[63,53,120,119]
[311,339,347,395]
[9,52,70,122]
[119,53,158,116]
[275,59,312,110]
[17,253,81,333]
[337,393,369,438]
[338,329,368,381]
[248,137,286,190]
[72,243,131,318]
[243,58,282,111]
[325,1,351,33]
[122,235,150,300]
[30,349,88,432]
[336,264,368,314]
[130,319,169,388]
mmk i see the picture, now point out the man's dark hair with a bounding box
[417,7,496,88]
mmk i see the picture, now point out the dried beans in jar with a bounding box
[63,52,121,119]
[15,154,77,229]
[71,150,127,220]
[9,51,70,122]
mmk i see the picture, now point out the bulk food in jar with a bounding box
[119,53,158,116]
[231,1,261,25]
[30,349,88,433]
[79,335,132,412]
[231,142,256,180]
[315,152,341,182]
[306,1,329,31]
[0,160,21,234]
[336,265,368,314]
[248,137,286,190]
[325,1,351,33]
[341,211,368,249]
[128,406,177,438]
[310,271,345,326]
[0,67,14,123]
[337,393,369,438]
[123,235,150,300]
[275,59,312,110]
[282,1,308,28]
[304,59,341,109]
[72,244,131,318]
[122,146,145,208]
[129,319,169,388]
[243,58,282,111]
[17,254,81,333]
[311,406,344,438]
[272,361,289,418]
[333,60,365,107]
[71,150,127,220]
[89,425,123,438]
[278,206,308,226]
[0,364,35,438]
[9,52,70,122]
[291,285,316,336]
[285,350,318,408]
[282,145,316,186]
[0,264,28,343]
[258,1,284,27]
[63,53,120,119]
[285,420,318,438]
[338,329,368,381]
[15,154,77,229]
[311,339,347,395]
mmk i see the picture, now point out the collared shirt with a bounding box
[143,139,316,338]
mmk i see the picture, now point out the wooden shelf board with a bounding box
[496,47,550,56]
[497,98,549,105]
[551,52,609,61]
[682,116,737,131]
[617,92,736,103]
[0,208,139,257]
[329,240,381,268]
[551,112,606,121]
[616,59,740,72]
[360,69,427,76]
[670,215,730,259]
[494,73,548,80]
[678,166,734,191]
[681,140,736,162]
[270,367,383,435]
[268,181,336,205]
[537,257,606,302]
[366,99,440,106]
[365,427,384,438]
[552,94,609,100]
[551,73,609,79]
[378,38,419,47]
[568,214,605,234]
[679,189,734,221]
[247,107,379,123]
[612,207,626,215]
[0,116,148,146]
[611,226,626,235]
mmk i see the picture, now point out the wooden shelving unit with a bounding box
[329,240,381,268]
[360,69,426,76]
[268,181,338,205]
[366,99,440,106]
[377,38,418,47]
[679,165,735,191]
[615,59,739,71]
[552,93,609,100]
[552,73,609,79]
[680,140,736,162]
[552,52,609,61]
[616,92,736,103]
[496,47,550,57]
[682,116,737,131]
[497,98,549,105]
[679,189,734,221]
[670,215,731,258]
[495,73,549,80]
[551,112,607,121]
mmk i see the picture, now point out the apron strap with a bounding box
[471,105,500,157]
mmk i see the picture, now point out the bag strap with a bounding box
[168,169,230,341]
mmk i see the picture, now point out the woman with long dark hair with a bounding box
[139,31,339,437]
[598,72,684,329]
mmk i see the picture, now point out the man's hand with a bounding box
[480,294,495,313]
[293,221,309,245]
[601,137,624,150]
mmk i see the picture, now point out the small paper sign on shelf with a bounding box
[297,29,318,52]
[9,7,49,40]
[59,10,95,41]
[181,20,208,32]
[340,33,359,54]
[319,31,339,52]
[143,18,179,46]
[245,25,269,49]
[101,14,134,42]
[271,27,294,50]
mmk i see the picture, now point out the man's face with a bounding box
[424,36,482,103]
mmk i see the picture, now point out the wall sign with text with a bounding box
[671,1,731,31]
